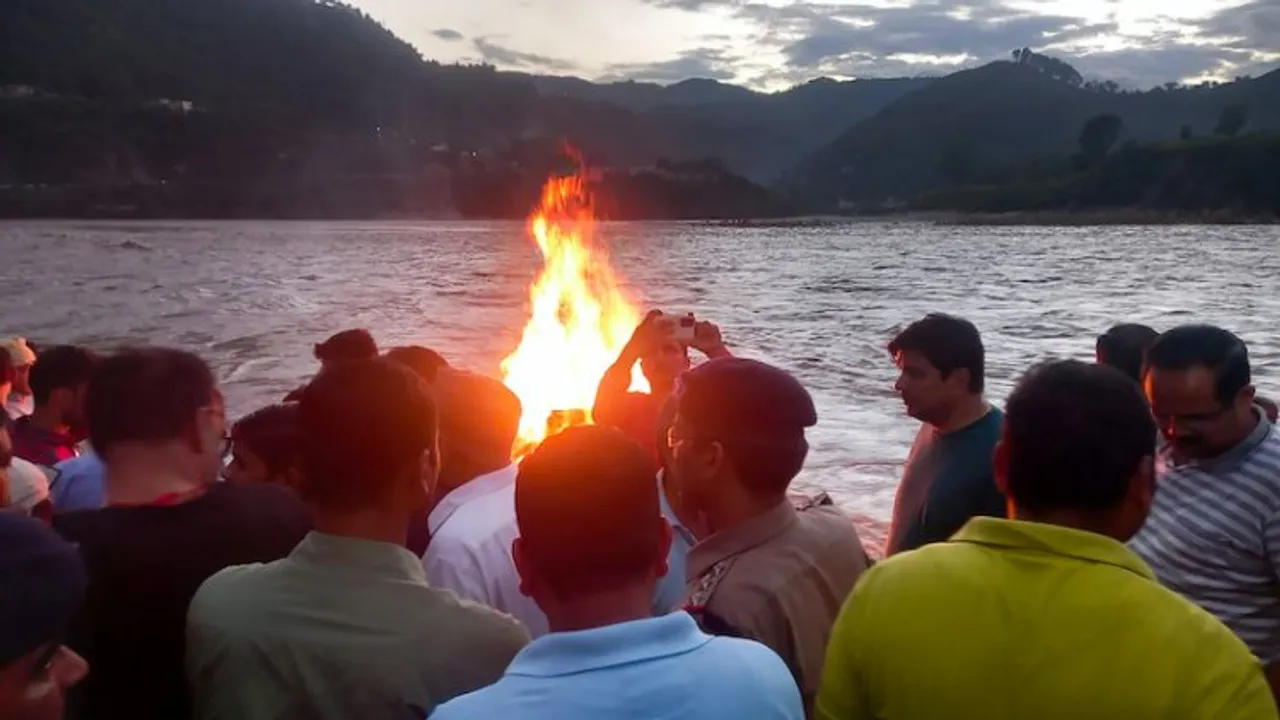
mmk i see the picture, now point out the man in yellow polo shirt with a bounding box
[816,359,1277,720]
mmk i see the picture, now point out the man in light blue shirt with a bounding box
[52,447,106,511]
[430,426,803,720]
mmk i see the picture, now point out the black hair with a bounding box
[30,346,99,405]
[721,435,809,495]
[297,358,436,511]
[314,329,378,365]
[1145,325,1250,403]
[385,346,449,385]
[1096,324,1159,384]
[232,404,300,477]
[87,348,215,457]
[888,314,985,393]
[516,425,659,596]
[1004,360,1156,514]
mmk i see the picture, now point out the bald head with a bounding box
[434,369,522,488]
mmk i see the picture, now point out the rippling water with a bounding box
[4,220,1280,530]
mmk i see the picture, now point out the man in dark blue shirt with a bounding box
[885,314,1006,555]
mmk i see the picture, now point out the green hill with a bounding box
[792,59,1280,210]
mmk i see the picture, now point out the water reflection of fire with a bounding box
[500,171,647,458]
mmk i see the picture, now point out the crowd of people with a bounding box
[1,311,1279,720]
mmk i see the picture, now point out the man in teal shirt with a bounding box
[885,314,1005,555]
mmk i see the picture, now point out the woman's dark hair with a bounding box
[232,404,301,478]
[1096,324,1158,384]
[888,314,985,393]
[1004,360,1156,514]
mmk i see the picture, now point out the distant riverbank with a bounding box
[914,208,1279,226]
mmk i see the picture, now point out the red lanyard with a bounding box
[108,486,208,509]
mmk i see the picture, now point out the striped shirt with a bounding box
[1130,413,1280,664]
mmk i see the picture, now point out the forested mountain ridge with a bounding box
[790,56,1280,210]
[2,0,1276,218]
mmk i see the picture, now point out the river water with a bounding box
[4,220,1279,536]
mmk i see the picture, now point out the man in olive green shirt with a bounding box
[187,359,528,720]
[818,360,1277,720]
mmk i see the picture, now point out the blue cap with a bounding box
[0,514,86,666]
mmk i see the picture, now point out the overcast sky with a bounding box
[350,0,1280,90]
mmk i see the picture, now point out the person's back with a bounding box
[53,348,310,720]
[56,483,310,719]
[188,358,527,720]
[432,425,803,720]
[432,615,801,720]
[424,369,546,635]
[817,360,1275,720]
[821,525,1272,719]
[188,537,528,719]
[688,497,867,688]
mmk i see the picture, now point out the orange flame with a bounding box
[501,171,647,457]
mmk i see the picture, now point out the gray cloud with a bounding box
[472,38,579,72]
[655,0,1279,88]
[432,28,464,42]
[599,47,740,82]
[1198,0,1280,53]
[1070,45,1258,87]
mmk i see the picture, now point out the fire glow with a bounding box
[500,171,648,457]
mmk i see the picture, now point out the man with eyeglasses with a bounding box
[1130,325,1280,702]
[52,348,309,720]
[669,357,869,716]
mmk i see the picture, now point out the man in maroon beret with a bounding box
[669,357,869,716]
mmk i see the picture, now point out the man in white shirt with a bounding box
[424,369,547,635]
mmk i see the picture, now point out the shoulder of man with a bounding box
[698,635,805,711]
[187,560,278,628]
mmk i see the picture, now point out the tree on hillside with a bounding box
[1075,113,1123,170]
[1215,105,1248,138]
[1011,48,1083,87]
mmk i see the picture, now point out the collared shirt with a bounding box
[1130,412,1280,664]
[188,531,530,720]
[429,612,805,720]
[653,470,696,614]
[817,517,1276,720]
[684,498,869,713]
[11,415,78,467]
[51,447,106,512]
[424,464,547,636]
